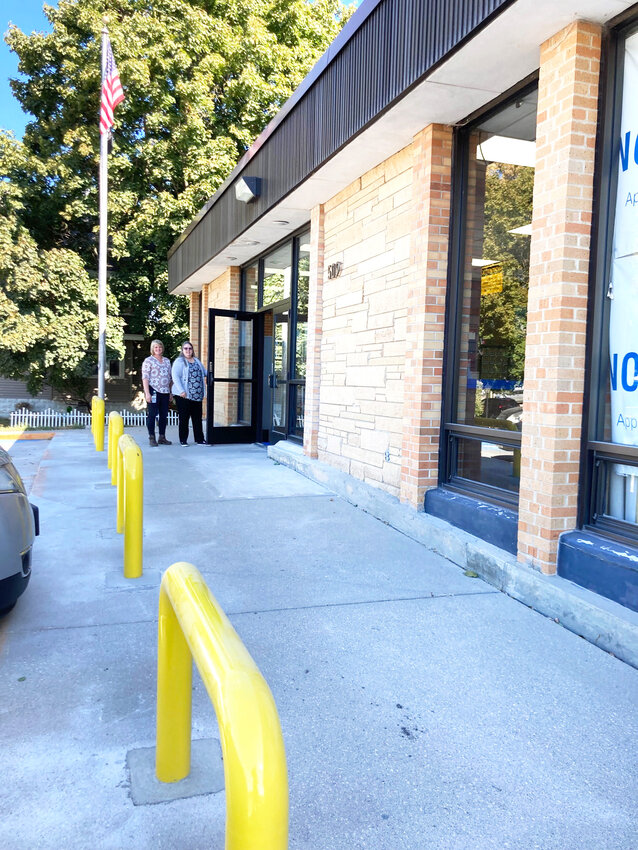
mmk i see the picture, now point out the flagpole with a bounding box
[98,18,109,400]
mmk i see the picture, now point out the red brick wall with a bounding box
[517,21,601,572]
[400,124,453,507]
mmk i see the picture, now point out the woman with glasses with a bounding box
[171,340,207,446]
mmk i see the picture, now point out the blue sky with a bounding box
[1,0,57,137]
[1,0,360,139]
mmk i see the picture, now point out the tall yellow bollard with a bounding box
[116,434,126,534]
[156,563,289,850]
[117,436,143,578]
[91,396,97,439]
[108,412,124,483]
[93,397,105,452]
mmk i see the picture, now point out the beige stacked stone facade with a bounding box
[317,145,413,498]
[305,125,452,506]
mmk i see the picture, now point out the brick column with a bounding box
[517,21,601,572]
[303,204,325,458]
[189,291,201,350]
[400,124,452,507]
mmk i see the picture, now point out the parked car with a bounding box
[0,447,38,613]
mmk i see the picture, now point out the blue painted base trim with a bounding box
[424,488,518,555]
[558,531,638,613]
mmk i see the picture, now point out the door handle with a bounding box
[268,373,278,389]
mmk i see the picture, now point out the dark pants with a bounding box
[147,390,170,437]
[176,396,204,444]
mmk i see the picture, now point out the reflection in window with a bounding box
[292,384,305,439]
[455,437,520,494]
[456,91,537,438]
[244,262,258,311]
[295,231,310,379]
[263,243,292,306]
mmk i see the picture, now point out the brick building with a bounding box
[168,0,638,619]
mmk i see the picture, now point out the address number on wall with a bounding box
[327,262,342,279]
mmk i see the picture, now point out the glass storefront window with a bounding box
[243,262,258,311]
[591,30,638,531]
[454,436,520,494]
[262,243,292,306]
[295,230,310,378]
[456,92,536,434]
[238,229,309,443]
[445,86,537,502]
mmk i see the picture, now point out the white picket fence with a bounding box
[9,408,179,429]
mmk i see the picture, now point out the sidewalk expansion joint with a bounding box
[227,589,499,618]
[4,590,499,635]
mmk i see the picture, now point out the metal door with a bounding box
[206,309,259,444]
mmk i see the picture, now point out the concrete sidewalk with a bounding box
[1,428,637,849]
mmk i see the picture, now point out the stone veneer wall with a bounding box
[319,146,413,498]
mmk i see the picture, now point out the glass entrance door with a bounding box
[206,309,258,444]
[270,309,289,442]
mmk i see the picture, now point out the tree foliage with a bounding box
[480,162,534,383]
[0,133,125,403]
[1,0,352,398]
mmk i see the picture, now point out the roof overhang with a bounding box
[170,0,633,295]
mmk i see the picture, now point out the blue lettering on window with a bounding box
[621,131,631,171]
[621,352,638,391]
[611,353,618,391]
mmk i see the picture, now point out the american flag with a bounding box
[100,38,124,135]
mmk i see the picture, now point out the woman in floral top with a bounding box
[141,340,173,446]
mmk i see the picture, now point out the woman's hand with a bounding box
[145,391,151,404]
[180,392,186,398]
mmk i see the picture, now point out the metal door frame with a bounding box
[206,309,262,445]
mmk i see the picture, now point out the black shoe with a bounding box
[158,436,172,445]
[180,442,188,446]
[149,435,158,447]
[195,440,206,445]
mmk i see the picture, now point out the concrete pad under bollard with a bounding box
[127,738,224,806]
[105,568,161,590]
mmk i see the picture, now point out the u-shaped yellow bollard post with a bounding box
[156,563,288,849]
[108,412,124,483]
[93,397,105,452]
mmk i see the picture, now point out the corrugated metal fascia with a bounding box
[169,0,514,288]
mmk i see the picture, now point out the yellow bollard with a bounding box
[107,413,113,469]
[108,412,124,483]
[117,434,135,534]
[156,563,289,849]
[91,396,96,439]
[123,438,143,578]
[115,434,137,534]
[93,397,105,452]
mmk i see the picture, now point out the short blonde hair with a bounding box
[150,339,164,354]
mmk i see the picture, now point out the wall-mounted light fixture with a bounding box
[235,177,261,203]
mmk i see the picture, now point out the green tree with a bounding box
[480,162,534,382]
[0,132,125,405]
[1,0,352,389]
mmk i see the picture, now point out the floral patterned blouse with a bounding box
[141,355,172,394]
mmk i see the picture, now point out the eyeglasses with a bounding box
[183,346,193,350]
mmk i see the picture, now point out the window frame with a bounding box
[239,225,310,443]
[440,79,538,510]
[581,19,638,546]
